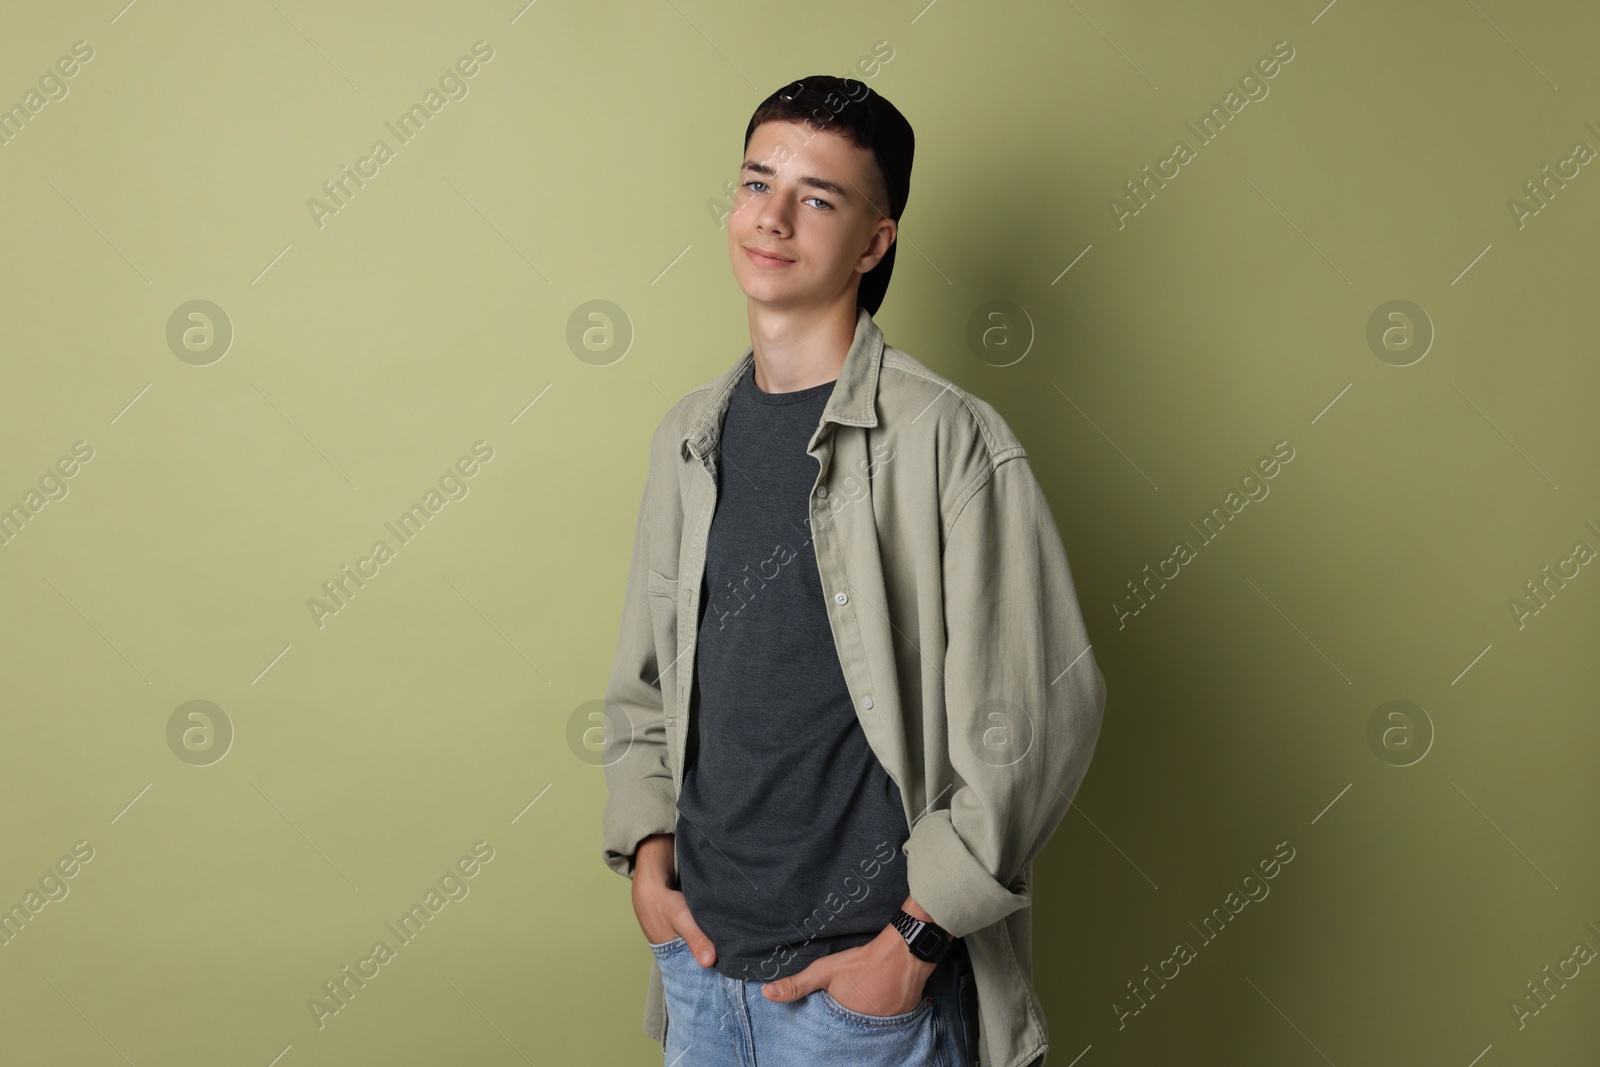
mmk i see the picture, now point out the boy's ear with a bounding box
[859,219,896,271]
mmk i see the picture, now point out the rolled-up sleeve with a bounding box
[904,453,1107,937]
[600,473,679,881]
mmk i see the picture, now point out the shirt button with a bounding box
[816,486,829,499]
[834,591,848,604]
[861,696,874,710]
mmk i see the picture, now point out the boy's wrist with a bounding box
[897,895,951,939]
[633,833,677,886]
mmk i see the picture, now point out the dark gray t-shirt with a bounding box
[674,360,910,983]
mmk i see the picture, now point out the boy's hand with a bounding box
[631,833,717,968]
[757,923,936,1017]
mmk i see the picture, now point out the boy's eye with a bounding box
[741,181,832,210]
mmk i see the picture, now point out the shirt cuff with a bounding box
[903,808,1030,938]
[601,775,677,880]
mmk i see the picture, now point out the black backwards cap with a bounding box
[744,76,915,316]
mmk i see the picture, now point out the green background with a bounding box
[2,1,1596,1063]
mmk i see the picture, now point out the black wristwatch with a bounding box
[890,908,953,964]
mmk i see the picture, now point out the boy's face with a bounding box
[728,119,897,311]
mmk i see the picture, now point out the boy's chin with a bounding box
[734,275,854,310]
[737,281,808,306]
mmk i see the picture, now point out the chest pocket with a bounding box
[644,569,681,721]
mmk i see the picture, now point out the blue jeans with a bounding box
[651,934,980,1066]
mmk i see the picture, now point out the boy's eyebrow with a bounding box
[741,160,851,200]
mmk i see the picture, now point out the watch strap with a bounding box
[890,908,952,963]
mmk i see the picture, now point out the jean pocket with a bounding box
[648,935,688,957]
[816,989,933,1028]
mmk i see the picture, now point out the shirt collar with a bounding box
[680,306,885,462]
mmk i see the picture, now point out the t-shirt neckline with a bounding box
[739,360,838,406]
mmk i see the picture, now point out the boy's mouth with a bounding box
[744,246,794,267]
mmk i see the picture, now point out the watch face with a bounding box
[911,927,946,960]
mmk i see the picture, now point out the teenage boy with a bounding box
[602,75,1106,1067]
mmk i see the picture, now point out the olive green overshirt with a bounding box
[602,306,1107,1067]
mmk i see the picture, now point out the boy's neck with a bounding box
[745,295,859,394]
